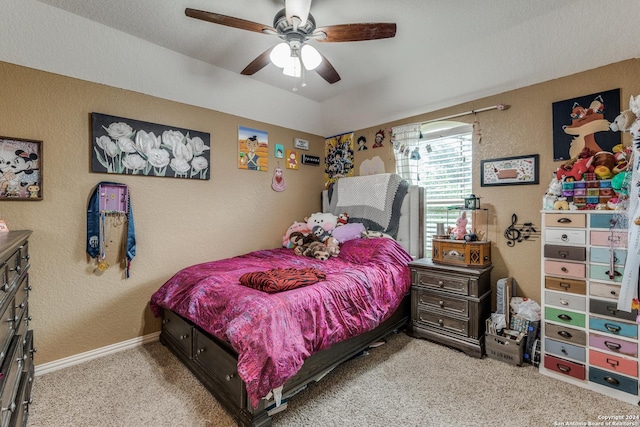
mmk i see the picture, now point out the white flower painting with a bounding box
[91,113,211,180]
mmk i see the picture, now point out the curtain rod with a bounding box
[422,104,508,124]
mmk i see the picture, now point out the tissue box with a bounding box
[485,330,525,366]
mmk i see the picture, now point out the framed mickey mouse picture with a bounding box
[0,136,42,201]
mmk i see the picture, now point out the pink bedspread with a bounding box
[150,237,412,407]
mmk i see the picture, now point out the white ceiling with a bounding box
[9,1,640,136]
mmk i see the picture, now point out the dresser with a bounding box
[409,258,492,358]
[540,211,640,405]
[0,230,34,427]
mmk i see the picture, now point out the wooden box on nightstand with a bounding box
[408,258,492,358]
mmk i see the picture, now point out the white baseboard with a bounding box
[34,331,160,376]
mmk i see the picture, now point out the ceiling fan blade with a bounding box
[185,8,277,34]
[313,23,397,42]
[315,52,340,84]
[241,48,274,75]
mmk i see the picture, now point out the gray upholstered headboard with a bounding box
[321,183,424,259]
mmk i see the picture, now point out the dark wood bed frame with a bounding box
[158,184,424,426]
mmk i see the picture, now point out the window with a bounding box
[413,122,473,256]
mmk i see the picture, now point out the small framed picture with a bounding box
[294,138,309,150]
[0,136,43,200]
[481,154,539,187]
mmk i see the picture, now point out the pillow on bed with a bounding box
[331,222,365,243]
[338,236,412,265]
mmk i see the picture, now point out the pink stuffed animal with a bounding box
[452,211,468,240]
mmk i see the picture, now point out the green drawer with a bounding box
[545,307,585,328]
[590,264,624,283]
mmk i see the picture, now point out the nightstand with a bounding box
[408,258,492,358]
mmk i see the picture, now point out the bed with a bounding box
[150,174,424,427]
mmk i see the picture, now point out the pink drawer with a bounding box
[589,349,638,377]
[589,333,638,357]
[590,231,628,247]
[544,260,585,279]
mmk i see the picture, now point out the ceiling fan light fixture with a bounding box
[301,44,322,70]
[282,56,302,78]
[285,0,311,27]
[269,42,291,68]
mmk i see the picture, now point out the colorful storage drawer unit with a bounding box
[545,307,586,327]
[589,367,638,395]
[545,276,586,295]
[590,230,628,247]
[589,316,638,339]
[545,290,586,312]
[544,354,586,380]
[589,282,622,300]
[544,259,586,279]
[590,299,638,322]
[589,213,628,229]
[545,229,587,245]
[589,333,638,357]
[545,338,586,362]
[544,245,586,261]
[545,322,587,346]
[590,264,624,283]
[590,247,627,265]
[589,349,638,377]
[545,213,586,228]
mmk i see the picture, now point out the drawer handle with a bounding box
[556,364,571,373]
[604,376,620,386]
[559,282,571,289]
[605,270,622,278]
[196,347,206,355]
[604,341,621,351]
[179,334,189,340]
[607,236,621,243]
[561,348,568,354]
[606,358,620,367]
[560,267,568,273]
[162,318,170,324]
[438,280,444,288]
[225,373,235,381]
[610,290,618,296]
[557,218,572,224]
[438,319,444,326]
[604,323,621,333]
[558,330,572,339]
[606,306,619,316]
[439,300,444,308]
[558,251,568,259]
[1,402,16,414]
[561,234,569,241]
[559,299,569,306]
[557,314,572,321]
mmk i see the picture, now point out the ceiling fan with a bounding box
[185,0,397,84]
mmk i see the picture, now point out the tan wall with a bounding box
[353,59,640,306]
[0,61,325,364]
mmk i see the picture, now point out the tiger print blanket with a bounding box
[239,267,326,293]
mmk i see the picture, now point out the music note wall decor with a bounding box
[504,213,539,247]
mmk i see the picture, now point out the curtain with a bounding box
[392,123,422,184]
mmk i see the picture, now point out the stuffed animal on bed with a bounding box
[290,231,318,255]
[305,212,338,233]
[312,225,331,242]
[324,236,340,257]
[302,241,330,261]
[282,221,311,248]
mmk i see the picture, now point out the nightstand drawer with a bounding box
[413,270,471,296]
[414,307,468,337]
[414,288,468,317]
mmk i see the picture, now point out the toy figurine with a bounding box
[452,211,468,240]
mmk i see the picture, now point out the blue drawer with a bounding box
[590,247,627,265]
[589,213,628,229]
[589,366,638,395]
[545,338,586,362]
[590,316,638,339]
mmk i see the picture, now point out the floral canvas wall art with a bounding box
[91,113,211,180]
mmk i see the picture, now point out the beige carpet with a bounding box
[29,332,640,426]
